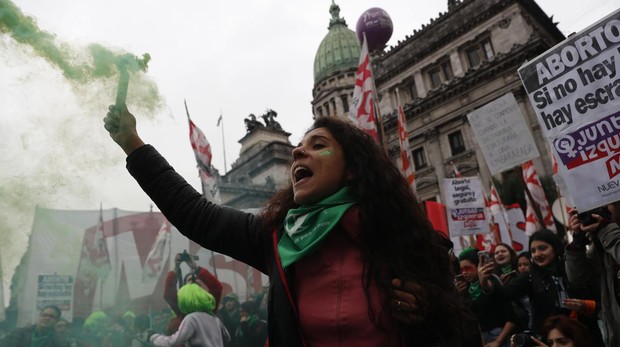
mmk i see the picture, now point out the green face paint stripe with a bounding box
[319,150,335,156]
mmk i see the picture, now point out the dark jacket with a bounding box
[0,324,68,347]
[490,262,604,346]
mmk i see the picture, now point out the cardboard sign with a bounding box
[468,93,540,174]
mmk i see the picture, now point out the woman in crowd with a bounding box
[104,105,476,346]
[493,243,530,331]
[516,252,532,274]
[510,315,596,347]
[149,283,230,347]
[233,301,268,347]
[479,230,604,346]
[458,248,516,347]
[493,243,519,285]
[164,252,223,337]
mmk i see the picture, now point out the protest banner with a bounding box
[37,275,73,311]
[443,177,490,236]
[518,9,620,211]
[14,207,268,327]
[467,93,540,175]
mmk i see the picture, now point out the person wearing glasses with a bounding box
[0,305,69,346]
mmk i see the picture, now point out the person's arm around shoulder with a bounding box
[104,104,145,155]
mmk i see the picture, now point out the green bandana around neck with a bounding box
[468,281,482,300]
[278,187,356,268]
[501,265,513,274]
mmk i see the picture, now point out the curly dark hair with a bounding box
[260,117,473,345]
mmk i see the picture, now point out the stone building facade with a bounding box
[218,111,294,209]
[311,0,566,203]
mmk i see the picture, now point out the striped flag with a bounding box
[142,220,171,283]
[186,101,221,204]
[396,91,415,192]
[93,206,111,279]
[349,34,379,142]
[489,183,512,245]
[522,160,556,232]
[524,194,542,236]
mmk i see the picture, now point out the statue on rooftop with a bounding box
[244,113,264,133]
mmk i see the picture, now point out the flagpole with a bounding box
[362,31,388,153]
[219,109,228,175]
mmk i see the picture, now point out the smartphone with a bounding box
[578,206,611,225]
[478,250,491,264]
[455,274,466,282]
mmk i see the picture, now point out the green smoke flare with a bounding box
[0,0,162,110]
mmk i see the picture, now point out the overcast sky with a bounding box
[1,0,619,306]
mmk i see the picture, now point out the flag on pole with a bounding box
[142,220,171,283]
[396,91,415,192]
[349,34,379,142]
[77,206,111,282]
[489,183,512,244]
[93,206,111,280]
[217,114,223,127]
[186,101,221,204]
[522,160,556,232]
[524,194,542,236]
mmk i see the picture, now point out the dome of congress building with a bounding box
[313,1,360,85]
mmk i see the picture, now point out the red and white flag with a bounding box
[349,35,379,142]
[524,194,542,236]
[142,220,171,282]
[396,91,415,192]
[186,101,221,204]
[489,184,512,244]
[522,160,556,232]
[77,206,111,283]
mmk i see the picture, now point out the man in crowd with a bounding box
[0,305,69,346]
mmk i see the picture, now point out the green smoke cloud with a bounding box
[0,0,163,112]
[0,0,168,308]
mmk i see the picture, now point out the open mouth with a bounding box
[294,165,313,183]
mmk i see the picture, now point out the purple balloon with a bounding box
[356,8,393,51]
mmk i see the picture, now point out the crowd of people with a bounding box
[2,103,619,346]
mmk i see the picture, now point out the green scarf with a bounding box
[501,265,513,274]
[278,187,356,268]
[468,281,482,300]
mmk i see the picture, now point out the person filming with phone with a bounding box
[164,250,224,341]
[567,203,620,347]
[478,230,605,346]
[457,248,517,347]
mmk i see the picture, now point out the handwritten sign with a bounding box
[467,93,540,175]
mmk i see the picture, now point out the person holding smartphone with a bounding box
[566,203,620,347]
[478,230,605,346]
[458,248,517,347]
